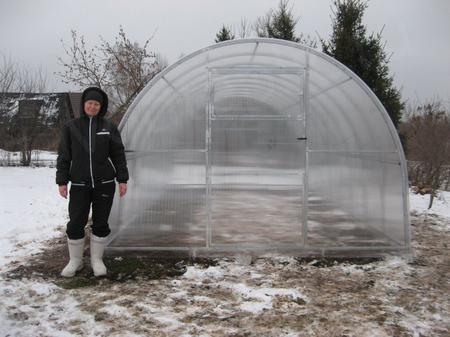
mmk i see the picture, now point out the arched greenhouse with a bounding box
[107,38,410,257]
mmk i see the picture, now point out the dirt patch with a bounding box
[4,233,218,288]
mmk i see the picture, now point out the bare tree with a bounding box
[57,26,166,121]
[0,53,48,94]
[16,66,48,93]
[0,54,49,166]
[400,101,450,208]
[253,12,273,38]
[237,18,252,39]
[0,53,17,93]
[13,100,42,165]
[0,54,18,163]
[102,27,166,118]
[57,30,108,88]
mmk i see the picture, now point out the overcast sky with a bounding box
[1,0,449,105]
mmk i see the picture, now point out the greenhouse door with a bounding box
[207,67,306,248]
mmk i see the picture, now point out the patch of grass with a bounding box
[56,277,99,289]
[103,255,218,281]
[108,257,145,274]
[106,257,145,281]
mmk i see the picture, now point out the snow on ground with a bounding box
[0,166,449,336]
[0,166,66,267]
[409,189,450,230]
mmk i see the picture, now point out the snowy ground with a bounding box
[0,167,449,337]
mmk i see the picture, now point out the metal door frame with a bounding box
[206,66,309,249]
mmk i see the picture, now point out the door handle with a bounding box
[296,137,307,141]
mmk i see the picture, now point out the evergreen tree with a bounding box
[254,0,316,47]
[215,25,235,43]
[266,0,299,42]
[322,0,403,127]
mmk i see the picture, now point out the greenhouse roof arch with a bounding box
[110,38,410,257]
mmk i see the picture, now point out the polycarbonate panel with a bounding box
[210,186,303,245]
[308,51,349,89]
[210,119,305,177]
[212,71,303,119]
[109,151,207,247]
[307,151,405,247]
[124,93,206,151]
[110,38,409,255]
[308,80,397,151]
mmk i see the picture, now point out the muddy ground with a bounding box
[2,212,449,337]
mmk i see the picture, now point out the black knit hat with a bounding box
[84,89,104,106]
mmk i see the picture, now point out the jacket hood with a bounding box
[81,87,109,117]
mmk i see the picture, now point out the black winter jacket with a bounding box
[56,87,129,187]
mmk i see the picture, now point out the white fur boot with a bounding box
[90,235,108,277]
[61,238,85,277]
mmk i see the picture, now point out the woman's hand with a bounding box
[119,183,127,197]
[59,185,68,199]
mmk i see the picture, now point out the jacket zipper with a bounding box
[108,157,116,173]
[89,117,95,188]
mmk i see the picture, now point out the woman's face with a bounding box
[84,100,101,116]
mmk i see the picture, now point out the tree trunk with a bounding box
[20,138,32,166]
[428,193,434,209]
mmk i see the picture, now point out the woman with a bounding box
[56,87,129,277]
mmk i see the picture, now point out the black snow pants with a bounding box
[66,182,116,240]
